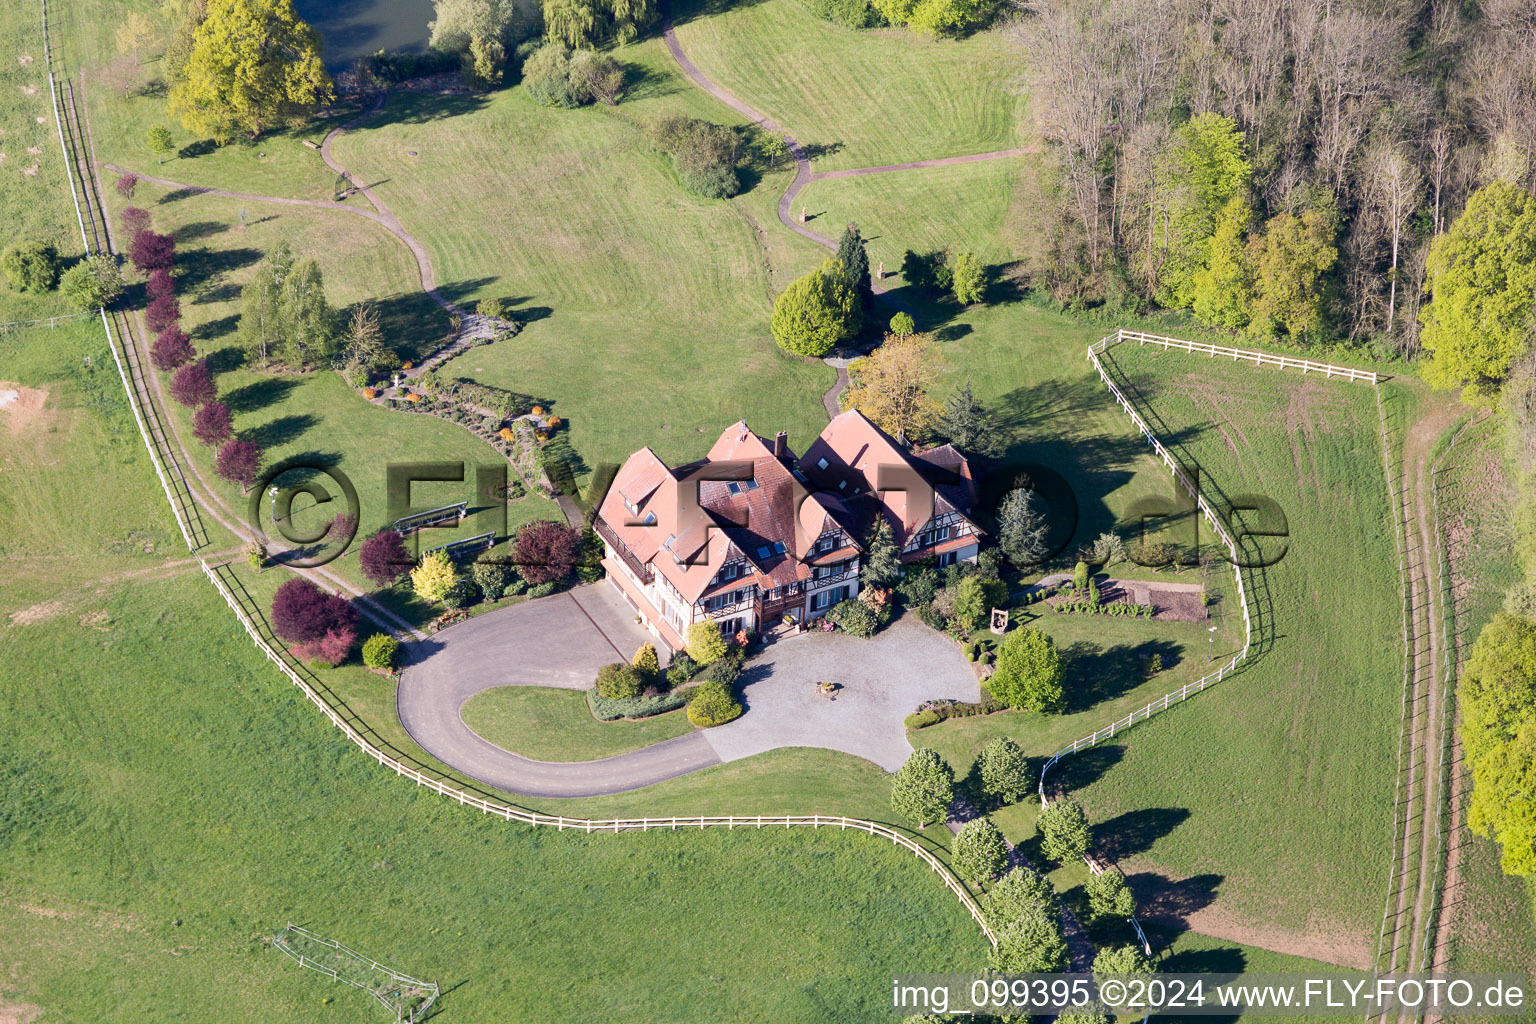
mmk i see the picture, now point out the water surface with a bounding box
[295,0,435,70]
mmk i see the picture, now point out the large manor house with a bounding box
[595,411,983,652]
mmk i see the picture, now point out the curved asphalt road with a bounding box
[398,586,723,798]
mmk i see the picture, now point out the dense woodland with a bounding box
[1006,0,1536,360]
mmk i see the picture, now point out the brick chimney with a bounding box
[774,430,788,458]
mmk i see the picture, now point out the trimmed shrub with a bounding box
[595,662,644,700]
[1,240,59,293]
[686,678,743,726]
[361,633,400,670]
[588,686,692,721]
[904,708,941,729]
[526,581,560,598]
[686,621,729,666]
[470,560,514,601]
[441,578,480,609]
[631,641,660,680]
[297,626,356,668]
[826,597,878,637]
[701,645,744,686]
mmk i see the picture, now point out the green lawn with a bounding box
[0,315,989,1024]
[1058,346,1404,967]
[795,154,1026,273]
[461,685,694,761]
[670,0,1022,171]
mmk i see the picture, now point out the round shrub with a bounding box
[522,42,581,107]
[441,578,480,610]
[595,662,644,700]
[686,679,742,727]
[1,240,60,293]
[666,652,699,687]
[904,708,941,729]
[678,164,739,200]
[701,646,743,686]
[470,560,513,601]
[361,633,400,670]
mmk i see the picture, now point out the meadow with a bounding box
[1053,346,1405,968]
[669,0,1023,171]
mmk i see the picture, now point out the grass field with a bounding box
[795,155,1025,273]
[461,685,695,761]
[1039,346,1404,968]
[0,314,991,1023]
[1432,419,1536,985]
[670,0,1022,171]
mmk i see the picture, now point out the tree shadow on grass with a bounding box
[243,413,319,449]
[1095,806,1190,861]
[204,344,245,374]
[1045,743,1123,795]
[369,90,491,128]
[667,0,772,28]
[192,313,240,343]
[223,376,301,413]
[621,61,680,103]
[175,220,228,243]
[178,246,263,294]
[1061,638,1183,713]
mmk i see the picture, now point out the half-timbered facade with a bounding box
[595,412,981,653]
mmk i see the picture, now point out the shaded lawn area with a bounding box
[670,0,1022,171]
[461,685,695,761]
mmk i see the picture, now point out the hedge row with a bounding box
[1052,601,1153,617]
[905,697,1006,729]
[587,685,696,722]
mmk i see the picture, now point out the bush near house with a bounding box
[361,633,400,670]
[687,679,743,727]
[588,687,694,722]
[825,597,879,637]
[686,621,730,666]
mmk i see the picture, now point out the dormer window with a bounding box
[642,511,656,525]
[818,536,835,553]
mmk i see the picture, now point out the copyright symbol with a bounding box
[246,459,360,569]
[1100,979,1127,1007]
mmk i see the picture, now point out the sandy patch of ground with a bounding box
[0,384,49,434]
[25,145,39,155]
[0,1001,41,1024]
[18,54,34,65]
[9,600,64,626]
[21,164,37,176]
[20,84,35,95]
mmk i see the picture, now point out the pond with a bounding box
[294,0,436,71]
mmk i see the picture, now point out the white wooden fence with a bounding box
[199,560,997,945]
[0,309,94,332]
[1109,328,1381,383]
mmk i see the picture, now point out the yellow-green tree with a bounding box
[411,550,458,604]
[1247,209,1337,341]
[631,641,659,679]
[770,259,860,358]
[1459,613,1536,876]
[842,331,945,444]
[1420,181,1536,404]
[169,0,332,142]
[1190,194,1253,329]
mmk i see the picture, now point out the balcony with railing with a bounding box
[594,517,653,585]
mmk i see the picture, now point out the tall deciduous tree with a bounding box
[237,243,338,369]
[842,332,945,445]
[953,816,1009,885]
[1420,181,1536,404]
[978,735,1030,805]
[237,242,291,367]
[360,530,412,588]
[950,250,986,304]
[150,326,195,371]
[215,438,263,493]
[990,626,1064,712]
[891,747,954,829]
[1248,209,1338,341]
[1190,195,1253,329]
[169,0,333,142]
[988,904,1068,972]
[59,254,124,311]
[514,519,581,584]
[1156,113,1251,309]
[169,359,217,407]
[1037,797,1091,864]
[192,400,234,447]
[1085,868,1135,921]
[982,866,1054,925]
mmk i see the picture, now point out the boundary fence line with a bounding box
[0,309,95,332]
[1115,328,1381,383]
[1037,330,1261,800]
[199,559,997,944]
